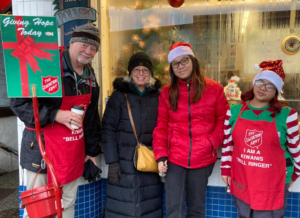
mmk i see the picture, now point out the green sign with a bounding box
[0,15,62,97]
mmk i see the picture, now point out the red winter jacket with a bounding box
[153,78,229,169]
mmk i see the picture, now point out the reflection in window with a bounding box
[102,0,300,115]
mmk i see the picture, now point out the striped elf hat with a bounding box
[253,60,285,93]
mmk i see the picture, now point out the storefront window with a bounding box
[100,0,300,117]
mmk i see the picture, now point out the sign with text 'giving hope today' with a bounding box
[0,15,62,98]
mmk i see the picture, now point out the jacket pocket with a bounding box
[168,129,173,153]
[21,129,46,173]
[233,180,246,189]
[207,134,214,156]
[21,140,44,172]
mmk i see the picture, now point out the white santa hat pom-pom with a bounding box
[254,64,260,71]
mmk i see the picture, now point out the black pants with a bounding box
[164,162,215,218]
[235,184,290,218]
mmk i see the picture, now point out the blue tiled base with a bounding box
[205,186,300,218]
[74,180,102,218]
[19,179,300,218]
[205,186,237,218]
[19,185,27,218]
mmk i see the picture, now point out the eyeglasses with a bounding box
[254,80,276,92]
[132,68,150,74]
[171,57,189,69]
[81,43,97,53]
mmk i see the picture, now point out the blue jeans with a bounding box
[164,162,215,218]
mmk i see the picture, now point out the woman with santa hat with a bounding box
[153,41,229,217]
[221,60,300,217]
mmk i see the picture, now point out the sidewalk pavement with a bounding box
[0,170,19,218]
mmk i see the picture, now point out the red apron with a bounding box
[43,49,92,185]
[231,102,286,210]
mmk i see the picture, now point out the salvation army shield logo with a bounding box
[42,76,59,94]
[244,129,263,148]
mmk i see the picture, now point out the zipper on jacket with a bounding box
[140,96,144,143]
[73,72,78,95]
[168,129,173,152]
[136,169,140,217]
[78,78,83,95]
[136,97,141,217]
[187,82,192,168]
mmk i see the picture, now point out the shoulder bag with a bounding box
[124,93,158,173]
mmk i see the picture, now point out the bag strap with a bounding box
[124,93,140,146]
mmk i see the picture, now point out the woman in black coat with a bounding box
[101,52,163,218]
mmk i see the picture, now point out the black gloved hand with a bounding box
[82,159,102,183]
[83,160,91,180]
[89,160,102,182]
[108,162,121,185]
[157,157,168,164]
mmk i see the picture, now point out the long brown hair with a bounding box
[241,88,282,117]
[168,55,206,111]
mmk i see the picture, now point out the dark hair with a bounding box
[241,88,282,117]
[168,55,206,111]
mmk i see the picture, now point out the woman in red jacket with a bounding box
[153,42,229,218]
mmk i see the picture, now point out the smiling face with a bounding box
[69,42,97,66]
[253,79,277,103]
[171,55,193,81]
[131,66,151,90]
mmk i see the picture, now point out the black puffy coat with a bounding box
[101,77,163,218]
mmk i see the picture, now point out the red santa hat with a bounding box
[253,60,285,93]
[168,41,195,63]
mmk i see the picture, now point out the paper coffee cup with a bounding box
[71,105,85,129]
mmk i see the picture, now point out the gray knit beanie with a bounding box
[69,24,100,50]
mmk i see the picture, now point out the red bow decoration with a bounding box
[2,16,58,97]
[11,36,55,74]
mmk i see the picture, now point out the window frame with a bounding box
[0,5,13,117]
[0,107,14,117]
